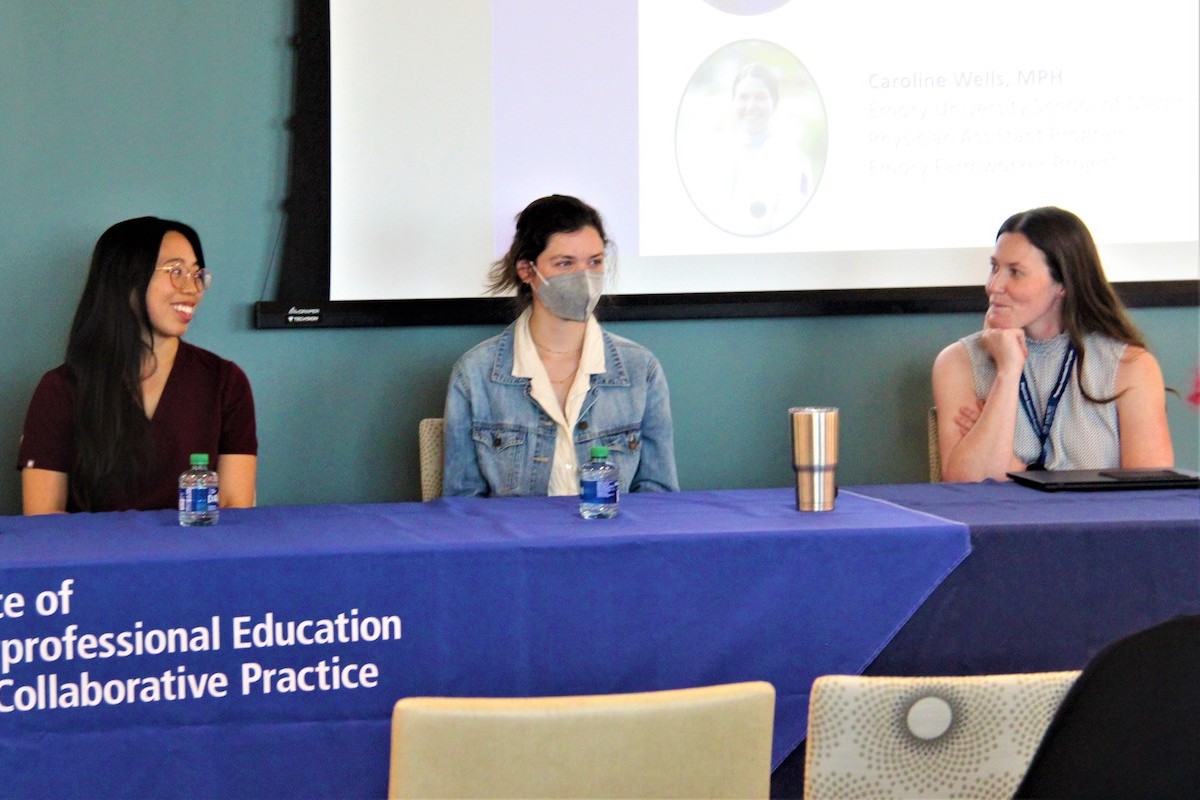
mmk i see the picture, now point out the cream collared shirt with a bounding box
[512,308,606,496]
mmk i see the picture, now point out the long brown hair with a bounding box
[997,207,1144,403]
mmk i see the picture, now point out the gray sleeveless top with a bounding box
[960,331,1125,470]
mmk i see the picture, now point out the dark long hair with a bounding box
[487,195,609,311]
[65,217,205,510]
[997,206,1144,403]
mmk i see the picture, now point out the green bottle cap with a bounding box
[189,453,209,466]
[590,446,609,458]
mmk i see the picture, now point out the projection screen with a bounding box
[255,0,1198,328]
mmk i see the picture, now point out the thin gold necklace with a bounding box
[531,334,582,356]
[549,367,578,386]
[535,340,580,357]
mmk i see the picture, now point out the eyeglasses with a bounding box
[155,264,212,292]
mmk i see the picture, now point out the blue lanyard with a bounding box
[1018,342,1077,470]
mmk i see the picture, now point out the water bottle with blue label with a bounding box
[178,453,219,526]
[579,445,619,519]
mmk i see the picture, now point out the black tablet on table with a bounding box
[1007,468,1200,492]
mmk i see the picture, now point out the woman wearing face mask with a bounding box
[17,217,258,513]
[442,195,679,497]
[932,206,1173,482]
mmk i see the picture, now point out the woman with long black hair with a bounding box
[18,217,257,513]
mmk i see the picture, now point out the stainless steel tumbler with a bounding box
[790,407,839,511]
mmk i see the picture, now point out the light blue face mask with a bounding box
[532,266,605,322]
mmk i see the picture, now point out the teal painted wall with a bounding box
[2,2,1196,515]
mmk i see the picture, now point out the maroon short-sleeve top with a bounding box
[17,341,257,512]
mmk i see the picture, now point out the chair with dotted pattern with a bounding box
[417,417,444,501]
[928,406,942,482]
[804,671,1079,800]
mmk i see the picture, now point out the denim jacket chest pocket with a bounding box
[576,423,643,492]
[471,423,530,496]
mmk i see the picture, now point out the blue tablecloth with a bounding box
[771,480,1200,797]
[858,481,1200,674]
[0,488,970,799]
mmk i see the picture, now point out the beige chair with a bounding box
[388,681,776,799]
[417,417,444,501]
[804,671,1079,800]
[927,406,942,482]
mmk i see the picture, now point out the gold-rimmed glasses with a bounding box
[155,263,212,292]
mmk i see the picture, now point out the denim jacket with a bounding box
[442,322,679,496]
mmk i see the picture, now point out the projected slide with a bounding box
[634,0,1199,267]
[331,0,1198,302]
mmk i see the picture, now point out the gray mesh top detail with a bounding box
[961,331,1125,470]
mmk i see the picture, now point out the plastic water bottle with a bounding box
[179,453,219,526]
[579,445,619,519]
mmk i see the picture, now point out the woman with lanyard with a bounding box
[932,206,1174,482]
[441,194,679,497]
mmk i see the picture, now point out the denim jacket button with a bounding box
[493,436,502,447]
[629,437,639,451]
[578,421,589,430]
